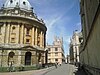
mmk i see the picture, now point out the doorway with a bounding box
[25,52,32,65]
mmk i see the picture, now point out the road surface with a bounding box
[44,64,87,75]
[0,64,87,75]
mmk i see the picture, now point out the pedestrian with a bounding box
[55,63,57,68]
[59,64,61,66]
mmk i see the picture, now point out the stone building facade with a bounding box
[0,0,47,67]
[46,37,65,64]
[69,31,82,64]
[80,0,100,74]
[66,55,70,64]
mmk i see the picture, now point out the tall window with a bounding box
[48,53,51,56]
[25,52,32,65]
[37,41,40,46]
[26,39,30,43]
[48,48,51,51]
[55,48,58,51]
[48,59,51,63]
[11,38,15,43]
[55,53,58,56]
[55,59,58,62]
[26,29,30,35]
[8,52,15,66]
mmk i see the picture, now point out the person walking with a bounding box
[55,63,57,68]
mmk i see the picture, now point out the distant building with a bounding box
[69,31,82,64]
[80,0,100,74]
[46,36,65,64]
[66,55,70,64]
[0,0,47,67]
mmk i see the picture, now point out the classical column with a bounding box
[40,31,43,47]
[44,33,46,48]
[20,25,24,44]
[35,28,37,45]
[16,24,20,44]
[24,27,27,44]
[42,33,44,48]
[35,51,38,65]
[31,27,35,46]
[3,23,6,43]
[18,51,21,65]
[6,23,10,43]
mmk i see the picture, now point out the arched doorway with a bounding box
[8,52,15,66]
[25,52,32,65]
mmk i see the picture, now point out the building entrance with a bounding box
[25,52,32,65]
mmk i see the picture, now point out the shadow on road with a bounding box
[73,69,87,75]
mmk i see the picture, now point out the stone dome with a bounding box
[4,0,33,11]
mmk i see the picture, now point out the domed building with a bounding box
[0,0,47,68]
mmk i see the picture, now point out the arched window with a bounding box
[9,52,15,58]
[8,52,15,66]
[25,52,32,65]
[26,28,30,35]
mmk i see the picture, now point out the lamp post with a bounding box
[75,46,78,63]
[45,48,48,65]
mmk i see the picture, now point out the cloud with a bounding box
[43,0,77,55]
[45,1,76,40]
[0,0,80,55]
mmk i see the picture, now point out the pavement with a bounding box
[0,66,55,75]
[44,64,76,75]
[0,64,87,75]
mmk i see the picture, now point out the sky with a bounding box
[0,0,81,55]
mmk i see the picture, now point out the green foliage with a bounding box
[0,67,9,72]
[0,66,38,72]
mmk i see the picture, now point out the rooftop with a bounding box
[4,0,33,11]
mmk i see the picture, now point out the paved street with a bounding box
[0,64,87,75]
[0,67,54,75]
[44,64,87,75]
[44,64,75,75]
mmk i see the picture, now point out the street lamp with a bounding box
[45,48,48,65]
[75,46,78,63]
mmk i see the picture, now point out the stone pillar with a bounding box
[6,23,10,43]
[20,25,24,44]
[31,27,35,46]
[40,31,43,47]
[2,23,6,43]
[24,28,27,44]
[35,28,37,45]
[18,51,21,65]
[16,24,20,44]
[42,33,44,48]
[44,33,46,48]
[35,51,38,66]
